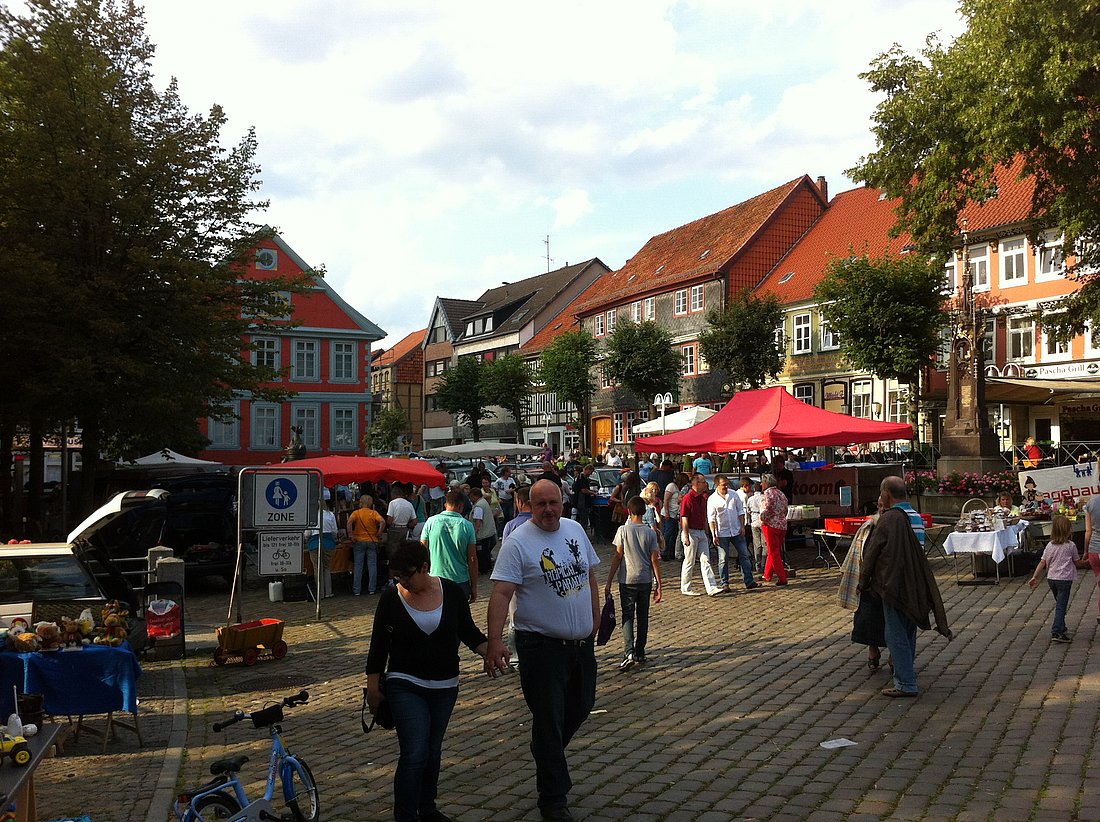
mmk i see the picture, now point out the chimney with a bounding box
[816,176,828,202]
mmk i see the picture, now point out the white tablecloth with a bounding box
[943,523,1028,564]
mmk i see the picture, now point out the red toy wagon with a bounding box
[213,618,287,666]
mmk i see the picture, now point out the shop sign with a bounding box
[1021,360,1100,379]
[1018,462,1100,503]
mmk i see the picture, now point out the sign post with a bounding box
[235,468,323,625]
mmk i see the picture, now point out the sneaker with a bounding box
[1052,633,1072,643]
[619,655,636,671]
[745,582,760,590]
[708,589,727,597]
[682,590,702,596]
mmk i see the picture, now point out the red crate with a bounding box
[825,516,870,535]
[920,513,933,527]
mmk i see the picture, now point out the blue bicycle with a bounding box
[174,690,319,822]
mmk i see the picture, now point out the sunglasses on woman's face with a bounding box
[395,566,423,584]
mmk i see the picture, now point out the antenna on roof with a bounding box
[544,235,554,273]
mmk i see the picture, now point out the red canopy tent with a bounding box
[288,455,446,486]
[635,387,913,453]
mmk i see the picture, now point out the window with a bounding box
[690,285,704,312]
[630,301,641,322]
[601,366,612,389]
[612,414,624,444]
[1043,314,1071,359]
[674,289,687,315]
[644,297,655,320]
[793,384,815,405]
[594,313,605,336]
[607,309,616,333]
[426,359,450,377]
[251,404,280,449]
[331,341,356,382]
[425,394,440,412]
[999,237,1027,285]
[428,313,448,344]
[887,387,907,423]
[464,316,494,337]
[850,380,872,418]
[774,325,786,355]
[208,404,240,449]
[681,344,696,376]
[292,339,319,381]
[332,406,357,449]
[292,405,320,450]
[697,350,709,373]
[1007,317,1034,360]
[1037,231,1065,280]
[793,313,812,354]
[1088,322,1100,357]
[819,316,839,350]
[982,317,995,363]
[253,337,279,371]
[944,254,957,295]
[969,245,989,290]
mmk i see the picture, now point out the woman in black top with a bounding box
[366,541,488,822]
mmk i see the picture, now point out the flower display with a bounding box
[935,470,1017,497]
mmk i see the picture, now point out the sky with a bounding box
[138,0,968,350]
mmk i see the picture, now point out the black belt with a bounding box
[515,630,592,647]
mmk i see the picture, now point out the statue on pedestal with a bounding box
[282,425,306,462]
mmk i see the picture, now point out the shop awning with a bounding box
[984,377,1100,404]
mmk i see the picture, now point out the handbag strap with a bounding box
[361,687,376,733]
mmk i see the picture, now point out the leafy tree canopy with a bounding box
[482,354,533,440]
[434,357,493,441]
[814,253,950,385]
[539,330,597,450]
[367,407,409,453]
[602,320,681,406]
[849,0,1100,337]
[698,289,785,390]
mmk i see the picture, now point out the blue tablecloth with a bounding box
[0,643,142,717]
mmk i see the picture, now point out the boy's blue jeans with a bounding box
[1048,578,1072,635]
[619,583,652,661]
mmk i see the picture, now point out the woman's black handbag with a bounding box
[361,674,395,732]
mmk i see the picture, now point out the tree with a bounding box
[540,330,598,453]
[602,321,681,410]
[482,354,533,441]
[0,0,308,519]
[849,0,1100,338]
[366,407,409,453]
[434,357,493,441]
[698,289,786,390]
[814,253,950,428]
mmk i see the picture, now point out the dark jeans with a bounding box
[574,506,590,531]
[501,498,514,522]
[619,583,651,661]
[717,533,755,587]
[386,678,459,822]
[1048,578,1072,635]
[515,631,597,812]
[661,516,678,560]
[476,536,495,573]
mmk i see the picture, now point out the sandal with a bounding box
[867,650,881,671]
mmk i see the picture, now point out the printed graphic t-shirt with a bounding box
[492,518,600,640]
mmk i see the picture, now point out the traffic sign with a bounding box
[258,531,304,576]
[240,470,320,529]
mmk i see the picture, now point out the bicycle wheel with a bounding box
[189,792,241,821]
[284,756,320,822]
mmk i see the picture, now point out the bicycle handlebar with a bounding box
[212,691,310,732]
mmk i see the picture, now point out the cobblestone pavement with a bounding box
[34,540,1100,822]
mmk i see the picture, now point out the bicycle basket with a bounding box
[251,704,284,728]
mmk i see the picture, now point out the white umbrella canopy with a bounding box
[421,440,545,459]
[131,448,222,465]
[632,406,717,435]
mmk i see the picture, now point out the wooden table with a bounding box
[0,724,60,822]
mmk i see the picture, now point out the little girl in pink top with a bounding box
[1028,515,1085,642]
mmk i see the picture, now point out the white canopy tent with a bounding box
[130,448,222,465]
[632,406,717,435]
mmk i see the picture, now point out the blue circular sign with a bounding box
[265,479,298,509]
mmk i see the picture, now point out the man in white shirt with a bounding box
[386,482,417,557]
[707,475,758,591]
[494,467,518,522]
[468,486,497,573]
[746,483,766,573]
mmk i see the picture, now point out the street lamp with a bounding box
[654,392,673,435]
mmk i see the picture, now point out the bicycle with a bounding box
[174,690,319,822]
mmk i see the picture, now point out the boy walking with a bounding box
[604,496,663,671]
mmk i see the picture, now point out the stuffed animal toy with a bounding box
[61,617,84,648]
[78,608,95,638]
[95,613,128,647]
[10,632,38,652]
[34,622,62,651]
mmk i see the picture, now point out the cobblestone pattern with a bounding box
[32,543,1100,821]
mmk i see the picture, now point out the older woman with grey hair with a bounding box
[759,473,789,585]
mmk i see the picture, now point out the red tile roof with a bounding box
[576,176,821,313]
[373,328,427,367]
[757,161,1037,304]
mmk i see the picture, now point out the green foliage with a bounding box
[539,330,597,451]
[602,321,681,407]
[367,407,409,453]
[482,354,533,440]
[849,0,1100,337]
[815,253,949,385]
[0,0,307,510]
[698,289,785,390]
[434,357,493,441]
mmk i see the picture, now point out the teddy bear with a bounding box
[34,621,63,651]
[61,616,85,648]
[95,612,128,647]
[10,631,38,652]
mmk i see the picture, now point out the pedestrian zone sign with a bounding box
[240,469,321,530]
